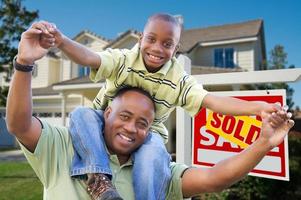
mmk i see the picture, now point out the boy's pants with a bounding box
[69,107,171,200]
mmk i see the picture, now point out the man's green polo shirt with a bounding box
[19,120,188,200]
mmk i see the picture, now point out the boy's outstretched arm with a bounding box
[39,21,101,69]
[202,93,281,116]
[181,109,294,198]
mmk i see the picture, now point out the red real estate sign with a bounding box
[192,90,289,181]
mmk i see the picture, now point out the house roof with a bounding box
[179,19,263,52]
[46,49,60,59]
[53,75,105,86]
[73,30,111,42]
[105,29,140,48]
[32,85,59,96]
[191,66,245,75]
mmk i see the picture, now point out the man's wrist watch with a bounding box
[13,56,34,72]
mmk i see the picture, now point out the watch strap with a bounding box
[13,56,34,72]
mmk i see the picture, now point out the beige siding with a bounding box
[190,42,255,71]
[189,47,213,66]
[62,59,72,81]
[89,40,107,51]
[71,62,79,79]
[236,43,254,71]
[33,95,82,113]
[77,35,108,52]
[48,58,60,85]
[253,37,264,70]
[114,38,138,49]
[32,57,50,88]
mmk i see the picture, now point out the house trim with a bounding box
[199,37,258,47]
[53,83,104,91]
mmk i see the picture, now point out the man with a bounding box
[6,23,294,200]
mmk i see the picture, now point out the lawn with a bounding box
[0,161,43,200]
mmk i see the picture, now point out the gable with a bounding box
[179,19,263,53]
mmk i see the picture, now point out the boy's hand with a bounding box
[39,21,65,49]
[259,108,294,150]
[258,102,283,119]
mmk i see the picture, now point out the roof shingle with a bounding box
[180,19,263,52]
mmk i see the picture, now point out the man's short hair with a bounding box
[114,86,156,112]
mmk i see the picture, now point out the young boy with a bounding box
[38,13,280,200]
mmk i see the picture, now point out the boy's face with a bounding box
[139,19,181,72]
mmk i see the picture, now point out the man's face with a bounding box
[103,91,155,161]
[139,19,181,72]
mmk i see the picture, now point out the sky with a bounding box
[23,0,301,108]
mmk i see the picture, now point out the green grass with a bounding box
[0,161,43,200]
[0,147,18,152]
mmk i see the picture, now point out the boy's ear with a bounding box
[173,43,181,56]
[138,32,143,45]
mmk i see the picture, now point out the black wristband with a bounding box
[13,56,34,72]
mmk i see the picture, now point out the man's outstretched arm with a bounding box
[181,110,294,197]
[6,24,46,152]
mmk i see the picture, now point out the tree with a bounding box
[254,44,295,110]
[211,45,299,200]
[194,45,299,200]
[0,0,38,106]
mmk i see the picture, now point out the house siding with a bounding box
[236,43,254,71]
[0,118,16,148]
[189,42,255,71]
[48,58,60,85]
[62,59,72,81]
[253,36,264,70]
[32,57,50,88]
[89,40,107,52]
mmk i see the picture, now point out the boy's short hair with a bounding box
[114,86,156,112]
[145,13,181,30]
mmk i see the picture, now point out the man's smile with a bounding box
[117,133,134,143]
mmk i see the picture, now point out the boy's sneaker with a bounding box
[86,173,123,200]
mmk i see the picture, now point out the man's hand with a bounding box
[259,107,294,150]
[17,22,50,65]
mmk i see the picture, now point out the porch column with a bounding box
[60,92,66,126]
[176,55,192,165]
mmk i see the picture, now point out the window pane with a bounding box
[225,48,234,68]
[214,48,224,67]
[78,65,90,77]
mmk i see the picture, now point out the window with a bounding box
[78,65,90,77]
[214,48,235,68]
[55,112,62,117]
[38,112,53,118]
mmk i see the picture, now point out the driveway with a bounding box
[0,150,26,161]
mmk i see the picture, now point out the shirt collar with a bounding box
[104,144,133,167]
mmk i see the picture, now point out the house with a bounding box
[0,117,17,149]
[0,19,266,152]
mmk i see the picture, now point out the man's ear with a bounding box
[104,106,112,120]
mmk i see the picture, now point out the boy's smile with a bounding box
[139,18,181,72]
